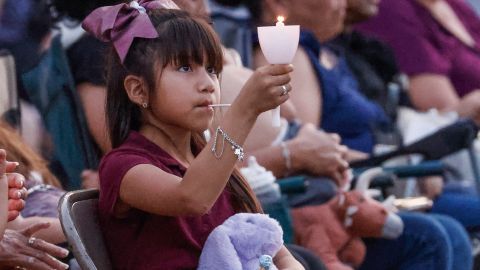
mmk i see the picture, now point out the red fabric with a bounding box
[98,131,236,270]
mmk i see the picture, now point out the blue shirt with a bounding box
[300,32,389,153]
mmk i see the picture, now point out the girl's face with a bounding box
[147,61,220,132]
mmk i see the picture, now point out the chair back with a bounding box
[0,50,19,124]
[59,189,112,270]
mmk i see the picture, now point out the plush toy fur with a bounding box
[198,213,284,270]
[291,190,403,270]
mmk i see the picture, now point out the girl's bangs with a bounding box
[156,13,223,73]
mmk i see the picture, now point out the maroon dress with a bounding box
[98,131,236,270]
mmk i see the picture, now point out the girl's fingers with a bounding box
[265,64,294,76]
[268,74,291,87]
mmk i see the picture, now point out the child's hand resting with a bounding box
[235,64,293,115]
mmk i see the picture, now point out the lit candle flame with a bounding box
[276,15,285,26]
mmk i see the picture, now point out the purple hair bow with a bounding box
[82,0,179,63]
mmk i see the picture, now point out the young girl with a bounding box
[82,1,302,269]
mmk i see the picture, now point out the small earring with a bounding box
[142,102,148,109]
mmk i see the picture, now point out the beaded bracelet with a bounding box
[211,126,245,161]
[259,254,273,270]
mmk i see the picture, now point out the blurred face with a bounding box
[345,0,380,24]
[279,0,347,42]
[173,0,210,16]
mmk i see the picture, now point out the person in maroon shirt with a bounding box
[356,0,480,123]
[82,1,303,269]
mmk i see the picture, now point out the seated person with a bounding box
[84,2,302,268]
[356,0,480,124]
[242,0,473,268]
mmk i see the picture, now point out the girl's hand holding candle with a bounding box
[257,16,300,127]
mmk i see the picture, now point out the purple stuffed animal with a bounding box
[198,213,284,270]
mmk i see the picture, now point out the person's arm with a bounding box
[77,82,111,153]
[274,245,305,270]
[250,125,349,184]
[409,74,460,111]
[7,216,65,244]
[409,74,480,122]
[119,65,293,217]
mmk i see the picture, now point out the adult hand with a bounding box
[419,176,444,200]
[0,222,69,270]
[81,170,100,189]
[288,124,350,186]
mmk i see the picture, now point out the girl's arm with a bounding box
[119,65,293,216]
[274,246,305,270]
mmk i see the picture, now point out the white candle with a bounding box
[257,16,300,127]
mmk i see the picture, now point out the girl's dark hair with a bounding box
[106,8,261,213]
